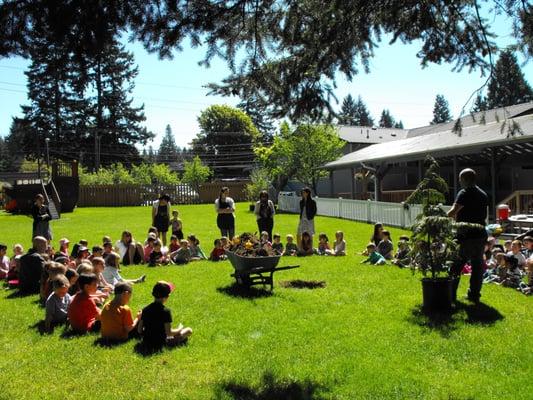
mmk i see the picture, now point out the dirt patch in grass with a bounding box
[279,279,326,289]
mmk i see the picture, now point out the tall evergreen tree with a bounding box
[430,94,452,125]
[471,94,488,112]
[338,94,358,125]
[237,96,275,142]
[379,109,395,128]
[394,121,404,129]
[354,96,374,126]
[486,50,533,109]
[157,124,179,163]
[13,34,88,160]
[84,41,153,167]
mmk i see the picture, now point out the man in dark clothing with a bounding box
[447,169,488,303]
[18,236,47,293]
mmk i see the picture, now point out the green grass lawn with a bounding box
[0,204,532,399]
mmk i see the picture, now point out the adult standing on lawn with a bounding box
[152,194,171,246]
[297,188,317,247]
[215,186,235,239]
[31,194,52,242]
[447,168,488,304]
[254,190,275,241]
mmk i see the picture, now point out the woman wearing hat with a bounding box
[152,194,171,246]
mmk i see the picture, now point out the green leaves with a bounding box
[182,156,212,193]
[254,123,344,193]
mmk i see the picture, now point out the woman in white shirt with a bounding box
[215,187,236,239]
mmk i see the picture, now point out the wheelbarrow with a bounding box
[225,251,299,290]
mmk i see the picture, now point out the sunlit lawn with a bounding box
[0,204,531,399]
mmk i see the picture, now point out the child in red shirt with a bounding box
[209,239,226,261]
[68,273,101,333]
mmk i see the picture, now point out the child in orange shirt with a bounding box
[100,282,141,341]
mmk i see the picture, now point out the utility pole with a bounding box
[45,138,50,166]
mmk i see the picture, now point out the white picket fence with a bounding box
[278,192,450,229]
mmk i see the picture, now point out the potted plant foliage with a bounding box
[405,156,458,312]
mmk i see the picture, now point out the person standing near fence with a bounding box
[31,194,52,242]
[297,188,317,247]
[254,191,275,241]
[447,168,488,304]
[215,187,235,239]
[152,194,171,246]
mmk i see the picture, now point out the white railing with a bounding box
[278,192,450,229]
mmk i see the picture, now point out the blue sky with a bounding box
[0,14,531,149]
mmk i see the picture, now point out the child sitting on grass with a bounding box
[92,257,113,293]
[40,261,67,303]
[501,254,523,288]
[170,240,191,265]
[392,240,411,268]
[330,231,346,256]
[149,240,171,266]
[169,235,180,253]
[284,234,298,256]
[67,273,101,333]
[138,281,193,350]
[209,239,226,261]
[377,230,394,260]
[45,275,72,332]
[508,240,526,269]
[272,234,284,255]
[100,282,141,342]
[260,231,271,247]
[143,236,156,263]
[315,233,330,255]
[220,236,230,251]
[362,243,386,265]
[188,235,207,260]
[102,252,146,287]
[7,243,24,282]
[298,232,313,257]
[0,243,9,280]
[66,269,79,296]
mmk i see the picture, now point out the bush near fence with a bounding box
[277,192,450,229]
[78,181,249,207]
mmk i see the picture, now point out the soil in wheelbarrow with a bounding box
[279,279,327,289]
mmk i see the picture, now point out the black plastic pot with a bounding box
[249,204,255,212]
[421,277,453,312]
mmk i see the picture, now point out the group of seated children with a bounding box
[359,223,411,267]
[46,273,192,349]
[482,236,533,295]
[144,229,207,266]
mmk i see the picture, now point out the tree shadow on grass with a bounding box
[214,372,328,400]
[408,301,504,338]
[216,283,273,299]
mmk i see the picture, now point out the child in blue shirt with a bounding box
[362,243,386,265]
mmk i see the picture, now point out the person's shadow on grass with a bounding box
[216,283,273,299]
[214,372,328,400]
[133,340,188,357]
[5,290,35,299]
